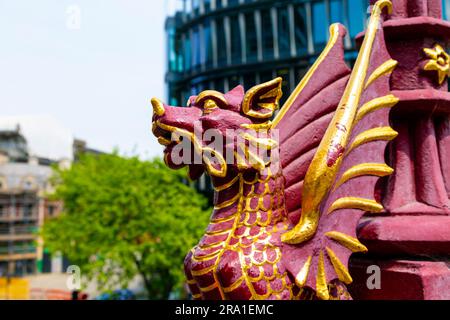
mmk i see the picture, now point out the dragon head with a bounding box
[151,78,283,180]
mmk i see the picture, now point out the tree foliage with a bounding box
[42,153,210,299]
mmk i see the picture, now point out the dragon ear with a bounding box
[242,77,283,119]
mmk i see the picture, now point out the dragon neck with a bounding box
[210,162,286,227]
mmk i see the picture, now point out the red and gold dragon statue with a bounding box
[151,0,400,300]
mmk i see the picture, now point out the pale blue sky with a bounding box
[0,0,167,159]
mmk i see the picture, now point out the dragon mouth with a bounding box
[152,121,171,146]
[152,120,205,178]
[152,121,180,147]
[152,120,197,154]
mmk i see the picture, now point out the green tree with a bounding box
[42,153,210,299]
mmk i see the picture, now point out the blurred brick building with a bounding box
[0,116,101,277]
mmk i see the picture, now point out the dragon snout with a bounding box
[151,97,165,116]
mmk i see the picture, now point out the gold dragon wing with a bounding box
[277,0,398,299]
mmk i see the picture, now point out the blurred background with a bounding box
[0,0,449,300]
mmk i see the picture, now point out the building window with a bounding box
[330,0,343,24]
[444,0,450,20]
[230,15,242,64]
[204,0,211,13]
[216,17,227,66]
[47,204,56,217]
[293,4,308,56]
[348,0,366,39]
[276,68,290,103]
[0,177,5,190]
[192,26,201,70]
[182,90,191,106]
[185,0,192,16]
[192,0,200,16]
[24,204,33,217]
[229,75,241,89]
[184,33,192,71]
[244,73,257,90]
[190,85,196,97]
[167,26,183,73]
[213,78,225,92]
[312,1,327,50]
[204,19,213,68]
[245,12,258,63]
[295,67,308,82]
[22,177,36,190]
[260,70,273,83]
[227,0,239,7]
[167,83,180,106]
[260,9,274,60]
[277,7,290,59]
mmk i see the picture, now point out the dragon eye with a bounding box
[203,99,218,114]
[195,90,227,112]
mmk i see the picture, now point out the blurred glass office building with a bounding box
[165,0,372,108]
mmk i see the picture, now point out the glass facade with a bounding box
[245,12,258,62]
[165,0,373,108]
[444,0,450,20]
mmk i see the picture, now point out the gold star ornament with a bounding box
[423,44,450,85]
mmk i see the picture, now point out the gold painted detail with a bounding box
[214,175,240,192]
[347,127,398,155]
[239,132,278,151]
[150,98,165,116]
[242,78,283,119]
[199,239,227,249]
[354,95,399,125]
[241,121,273,130]
[325,247,353,284]
[210,214,236,224]
[316,251,329,300]
[191,248,222,261]
[223,278,244,293]
[234,127,278,173]
[193,175,244,299]
[195,90,228,107]
[157,136,171,146]
[334,163,393,190]
[281,0,396,245]
[199,282,218,293]
[192,293,202,299]
[364,59,398,89]
[189,167,292,300]
[191,265,215,276]
[325,231,368,253]
[203,100,219,114]
[155,121,228,178]
[214,192,241,210]
[327,197,384,215]
[423,44,450,85]
[295,256,312,287]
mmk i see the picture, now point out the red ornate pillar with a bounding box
[350,0,450,300]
